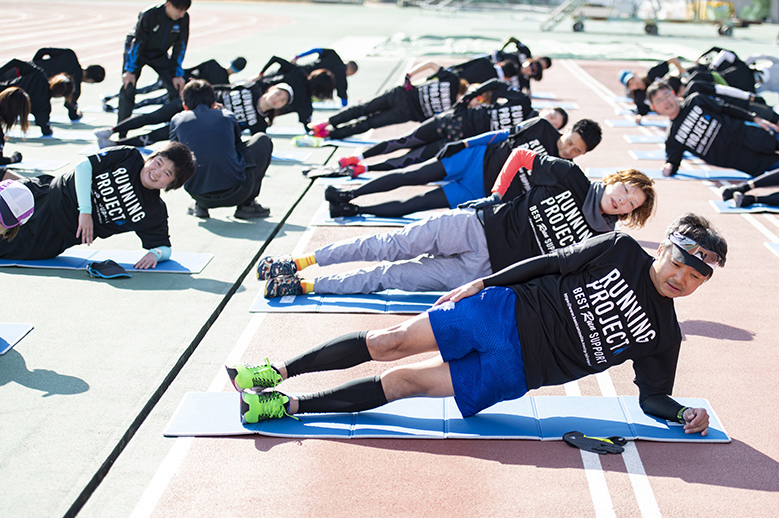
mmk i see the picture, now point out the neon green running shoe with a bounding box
[240,390,295,424]
[225,359,282,391]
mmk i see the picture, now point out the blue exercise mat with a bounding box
[530,92,557,100]
[324,138,382,148]
[163,393,730,442]
[266,126,307,137]
[310,204,431,227]
[709,199,779,214]
[606,119,669,128]
[250,289,445,314]
[531,101,579,110]
[312,101,346,111]
[587,167,750,181]
[5,159,70,171]
[765,242,779,259]
[271,150,311,162]
[0,249,213,274]
[623,134,666,144]
[6,128,97,141]
[629,149,698,161]
[0,323,33,355]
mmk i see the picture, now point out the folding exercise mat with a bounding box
[78,145,154,155]
[709,199,779,214]
[6,128,99,141]
[28,114,96,125]
[324,138,382,148]
[310,203,430,227]
[0,249,212,274]
[623,134,666,144]
[0,323,33,355]
[267,126,307,137]
[629,149,695,161]
[4,159,70,171]
[530,92,557,100]
[271,150,311,163]
[250,289,445,314]
[586,167,751,181]
[531,101,579,110]
[605,119,669,128]
[312,101,346,111]
[164,393,730,443]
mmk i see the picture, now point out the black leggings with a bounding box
[328,87,416,140]
[351,158,446,198]
[356,188,449,218]
[753,192,779,206]
[114,98,183,137]
[362,116,441,159]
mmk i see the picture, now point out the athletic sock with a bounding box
[296,375,388,414]
[294,254,316,271]
[300,280,315,294]
[285,331,372,378]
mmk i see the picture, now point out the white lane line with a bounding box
[764,214,779,232]
[566,59,665,518]
[131,208,320,517]
[130,313,270,518]
[565,381,617,518]
[742,214,779,242]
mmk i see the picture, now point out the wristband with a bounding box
[150,248,162,260]
[676,406,690,424]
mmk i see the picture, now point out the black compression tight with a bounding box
[352,159,446,197]
[296,375,388,414]
[361,118,441,159]
[356,188,450,218]
[285,331,371,378]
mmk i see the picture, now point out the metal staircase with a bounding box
[540,0,588,31]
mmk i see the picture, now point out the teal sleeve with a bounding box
[150,246,172,262]
[74,159,93,214]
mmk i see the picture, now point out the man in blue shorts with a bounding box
[226,213,725,435]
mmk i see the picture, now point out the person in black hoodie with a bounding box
[117,0,190,124]
[0,59,72,136]
[33,48,105,121]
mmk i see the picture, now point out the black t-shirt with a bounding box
[33,48,83,115]
[450,57,498,84]
[664,92,777,175]
[52,146,171,249]
[260,56,313,126]
[214,81,270,135]
[414,68,461,119]
[481,154,597,273]
[512,232,681,398]
[482,117,561,199]
[185,59,229,85]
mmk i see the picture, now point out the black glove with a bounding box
[436,141,466,159]
[458,193,501,210]
[10,151,22,164]
[563,431,626,455]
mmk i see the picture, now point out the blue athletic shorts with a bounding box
[427,286,527,417]
[440,145,488,208]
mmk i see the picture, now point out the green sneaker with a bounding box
[225,359,282,391]
[240,390,295,424]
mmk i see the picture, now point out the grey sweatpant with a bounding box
[313,208,492,294]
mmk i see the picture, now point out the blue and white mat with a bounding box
[250,289,445,314]
[0,323,33,355]
[0,250,212,274]
[164,393,730,442]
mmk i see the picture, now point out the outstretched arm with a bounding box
[435,253,559,305]
[640,394,709,435]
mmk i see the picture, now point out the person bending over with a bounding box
[229,213,723,434]
[326,117,601,218]
[33,47,105,120]
[0,87,30,166]
[309,61,468,140]
[117,0,191,124]
[337,79,566,174]
[292,48,357,107]
[0,142,195,268]
[647,80,779,178]
[258,151,654,298]
[171,80,273,219]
